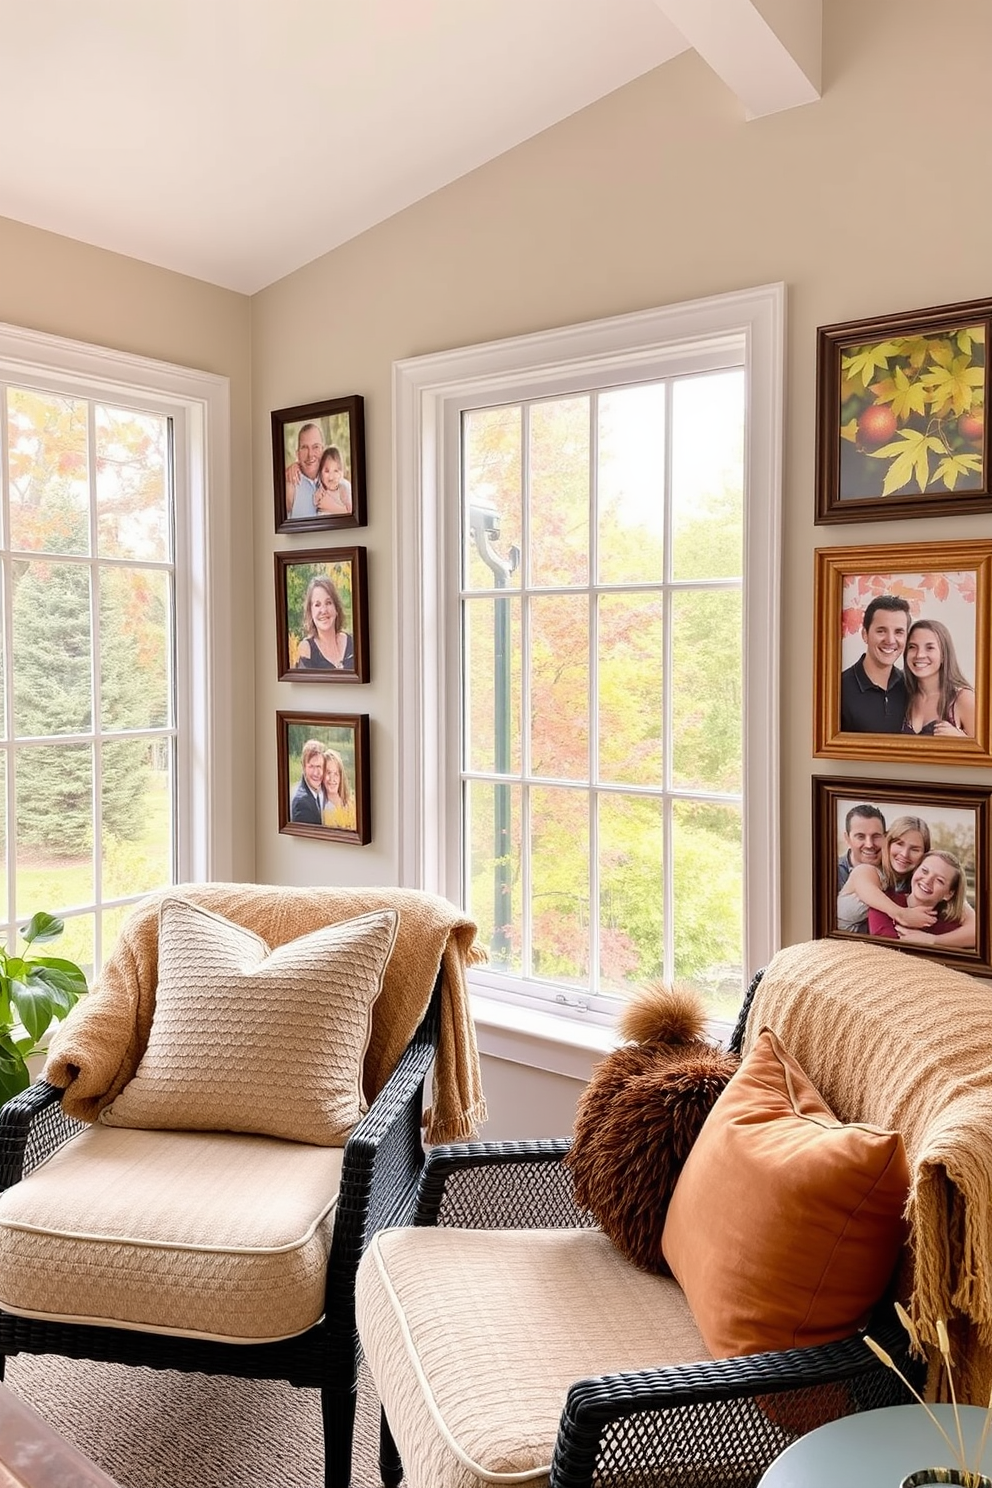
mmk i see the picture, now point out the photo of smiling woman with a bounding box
[275,548,369,683]
[902,618,976,737]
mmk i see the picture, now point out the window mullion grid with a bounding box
[87,401,104,968]
[661,378,675,985]
[520,401,533,982]
[587,391,600,997]
[0,384,12,938]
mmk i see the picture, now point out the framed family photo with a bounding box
[276,711,371,845]
[275,547,370,683]
[272,394,367,534]
[815,295,990,524]
[812,539,992,765]
[812,776,991,977]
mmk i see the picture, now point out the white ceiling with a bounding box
[0,0,821,295]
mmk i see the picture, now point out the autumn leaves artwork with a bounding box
[816,297,991,524]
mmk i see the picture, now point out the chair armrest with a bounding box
[414,1138,594,1230]
[330,969,444,1279]
[0,1081,83,1192]
[552,1307,921,1488]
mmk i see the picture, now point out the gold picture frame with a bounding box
[813,539,992,765]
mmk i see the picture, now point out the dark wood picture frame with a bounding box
[813,539,992,766]
[815,296,990,524]
[275,547,370,683]
[812,775,991,977]
[277,711,371,845]
[272,394,366,534]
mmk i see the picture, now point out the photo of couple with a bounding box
[815,541,992,764]
[271,395,365,532]
[840,592,976,737]
[276,711,370,845]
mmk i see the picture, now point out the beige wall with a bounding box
[0,217,255,878]
[252,0,992,959]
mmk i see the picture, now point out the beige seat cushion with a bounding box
[0,1125,343,1343]
[356,1226,709,1488]
[99,898,398,1145]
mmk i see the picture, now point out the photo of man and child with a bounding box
[272,395,365,532]
[839,574,977,737]
[835,797,977,952]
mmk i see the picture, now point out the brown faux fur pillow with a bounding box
[565,982,739,1273]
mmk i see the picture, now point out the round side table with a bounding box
[759,1404,991,1486]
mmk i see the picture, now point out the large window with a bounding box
[395,288,783,1030]
[0,325,232,977]
[462,373,745,1019]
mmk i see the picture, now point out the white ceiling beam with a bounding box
[653,0,821,119]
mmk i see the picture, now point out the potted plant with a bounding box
[0,912,88,1105]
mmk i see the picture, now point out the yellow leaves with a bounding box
[867,427,946,495]
[843,339,901,388]
[935,452,983,490]
[871,365,928,422]
[840,417,859,444]
[919,353,984,416]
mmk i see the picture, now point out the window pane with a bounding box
[671,589,742,792]
[464,594,520,775]
[15,743,94,916]
[101,903,132,965]
[671,371,743,581]
[100,568,171,730]
[465,779,521,972]
[598,792,663,991]
[52,913,95,987]
[96,405,170,562]
[598,385,665,584]
[530,594,588,779]
[102,739,173,898]
[529,397,589,587]
[673,798,742,1019]
[598,592,663,785]
[12,561,92,738]
[7,388,89,556]
[463,406,521,592]
[530,786,588,986]
[0,753,6,911]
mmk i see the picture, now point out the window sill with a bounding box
[471,992,618,1081]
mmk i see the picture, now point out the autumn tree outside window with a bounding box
[394,288,784,1034]
[0,325,232,976]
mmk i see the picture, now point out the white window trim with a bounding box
[394,286,784,1053]
[0,321,233,884]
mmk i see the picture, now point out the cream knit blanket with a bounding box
[45,884,489,1145]
[745,939,992,1400]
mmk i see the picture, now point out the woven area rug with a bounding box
[4,1352,384,1488]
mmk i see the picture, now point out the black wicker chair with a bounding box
[0,966,443,1488]
[364,969,922,1488]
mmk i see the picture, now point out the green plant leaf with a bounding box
[9,976,57,1043]
[0,1039,30,1106]
[30,957,88,996]
[20,912,65,947]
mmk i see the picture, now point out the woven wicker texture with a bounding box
[100,900,398,1145]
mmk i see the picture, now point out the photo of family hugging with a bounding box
[813,777,991,975]
[814,540,992,765]
[276,711,371,845]
[271,394,366,533]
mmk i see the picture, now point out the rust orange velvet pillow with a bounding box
[661,1027,910,1358]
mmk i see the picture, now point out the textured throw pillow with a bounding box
[661,1027,910,1358]
[565,982,739,1273]
[100,898,399,1146]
